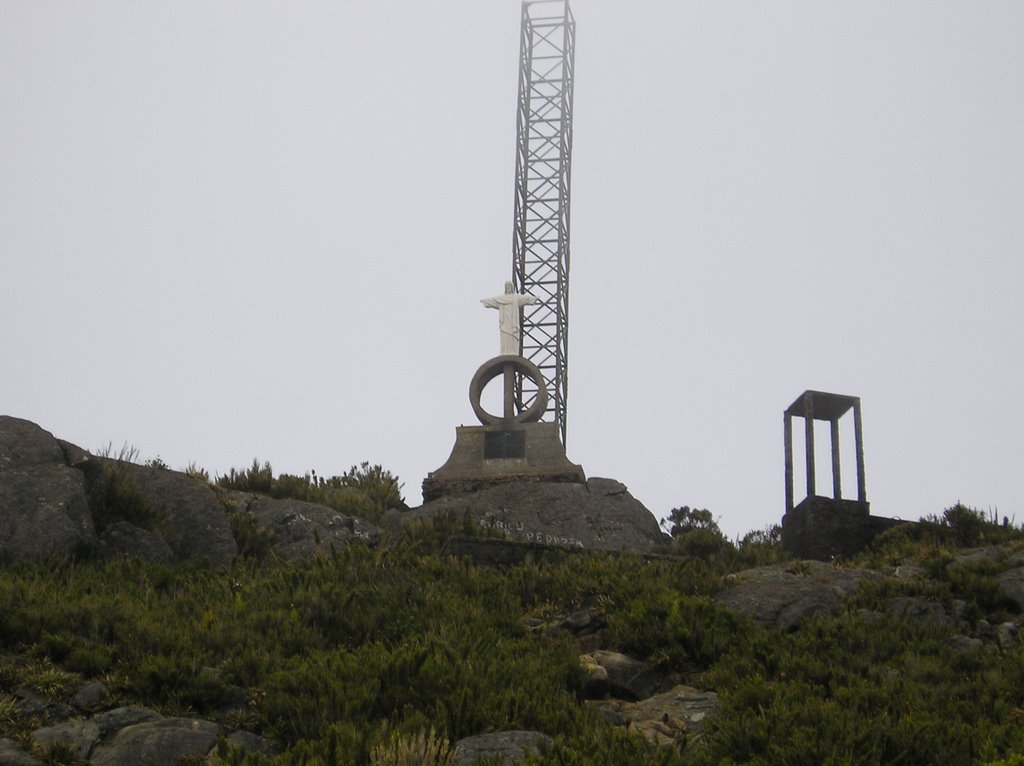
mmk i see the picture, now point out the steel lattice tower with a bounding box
[512,0,575,445]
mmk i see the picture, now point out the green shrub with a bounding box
[369,724,452,766]
[218,460,274,494]
[339,462,405,513]
[661,506,743,567]
[736,525,787,567]
[935,504,1011,547]
[184,462,211,483]
[94,460,166,534]
[228,509,278,562]
[6,526,1024,764]
[216,460,404,524]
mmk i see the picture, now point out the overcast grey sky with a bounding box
[3,1,1022,539]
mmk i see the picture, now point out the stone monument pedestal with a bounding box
[425,290,585,503]
[423,421,585,502]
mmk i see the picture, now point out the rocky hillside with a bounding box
[3,415,1024,765]
[0,416,667,566]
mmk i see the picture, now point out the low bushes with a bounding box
[3,502,1024,764]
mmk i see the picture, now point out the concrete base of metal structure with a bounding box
[422,421,585,502]
[781,495,907,561]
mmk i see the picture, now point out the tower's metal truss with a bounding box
[512,0,575,445]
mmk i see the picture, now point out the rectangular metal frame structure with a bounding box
[511,0,575,445]
[784,390,867,513]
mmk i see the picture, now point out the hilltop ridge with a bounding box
[4,414,1024,764]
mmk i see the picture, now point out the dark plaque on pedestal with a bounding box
[484,430,526,459]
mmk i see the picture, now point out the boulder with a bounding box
[91,706,163,736]
[71,681,108,713]
[32,719,100,762]
[894,565,926,580]
[451,731,553,766]
[0,417,98,561]
[57,439,105,511]
[12,689,50,718]
[579,651,670,701]
[579,654,609,696]
[225,730,275,756]
[100,461,236,566]
[21,705,266,766]
[244,496,382,559]
[98,522,175,563]
[714,561,881,629]
[998,567,1024,612]
[90,718,221,766]
[949,546,1002,569]
[887,596,949,625]
[946,635,984,653]
[405,478,665,554]
[0,738,44,766]
[594,685,718,746]
[996,622,1018,650]
[558,607,606,652]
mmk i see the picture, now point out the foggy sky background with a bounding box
[3,1,1022,538]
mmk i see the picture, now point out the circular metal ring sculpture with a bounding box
[469,355,549,425]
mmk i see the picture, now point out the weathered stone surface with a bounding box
[0,417,98,561]
[579,654,609,696]
[714,561,882,629]
[225,730,274,756]
[781,496,908,561]
[91,706,163,737]
[594,685,718,746]
[887,596,949,625]
[32,719,100,761]
[947,634,984,653]
[90,718,221,766]
[451,731,553,766]
[57,439,105,511]
[98,522,175,563]
[244,497,382,559]
[563,608,594,632]
[0,738,44,766]
[998,567,1024,611]
[441,536,572,567]
[406,478,665,554]
[894,565,926,580]
[15,703,265,766]
[580,651,669,701]
[12,689,49,717]
[100,461,236,566]
[71,681,108,712]
[996,622,1019,650]
[948,546,1003,570]
[423,421,585,502]
[0,417,66,466]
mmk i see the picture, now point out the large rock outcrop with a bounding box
[0,416,238,565]
[1,415,664,563]
[404,478,666,554]
[96,460,237,566]
[713,560,883,629]
[97,522,176,564]
[451,731,553,766]
[0,737,44,766]
[593,686,719,746]
[14,699,272,766]
[0,417,98,562]
[223,491,383,560]
[89,718,222,766]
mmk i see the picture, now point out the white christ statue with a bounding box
[481,281,539,356]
